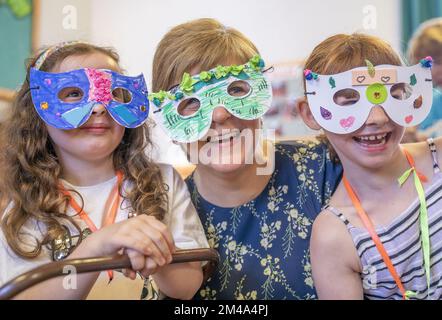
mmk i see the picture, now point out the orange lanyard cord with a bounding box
[343,149,430,300]
[59,171,124,281]
[342,175,408,299]
[403,149,428,183]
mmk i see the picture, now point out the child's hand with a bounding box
[81,215,175,271]
[122,252,161,279]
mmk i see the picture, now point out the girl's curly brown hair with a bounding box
[0,42,168,259]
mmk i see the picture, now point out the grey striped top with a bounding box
[326,139,442,300]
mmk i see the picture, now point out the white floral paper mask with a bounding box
[304,57,434,134]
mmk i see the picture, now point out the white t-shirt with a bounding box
[0,163,209,299]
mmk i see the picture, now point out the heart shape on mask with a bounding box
[356,76,366,83]
[340,116,355,130]
[405,115,413,124]
[381,76,391,83]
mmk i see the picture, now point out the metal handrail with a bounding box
[0,248,219,300]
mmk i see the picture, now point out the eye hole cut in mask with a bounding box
[30,67,150,129]
[304,57,434,134]
[148,55,273,143]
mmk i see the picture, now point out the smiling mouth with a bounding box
[353,132,392,147]
[206,129,241,143]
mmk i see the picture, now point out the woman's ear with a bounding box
[296,97,322,130]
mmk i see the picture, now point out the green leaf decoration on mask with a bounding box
[365,59,375,78]
[250,55,260,64]
[149,90,181,106]
[230,64,245,76]
[148,91,168,106]
[249,55,265,71]
[214,66,230,79]
[199,71,212,82]
[180,73,199,93]
[151,55,265,108]
[329,77,336,89]
[410,73,417,86]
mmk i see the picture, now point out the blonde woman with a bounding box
[149,18,342,300]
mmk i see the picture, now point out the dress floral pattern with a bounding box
[186,141,342,300]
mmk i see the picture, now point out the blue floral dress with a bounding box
[186,141,342,300]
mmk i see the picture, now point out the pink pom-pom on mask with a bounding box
[304,69,318,80]
[85,69,113,105]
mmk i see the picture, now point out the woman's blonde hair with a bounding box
[408,18,442,64]
[0,42,168,259]
[152,18,259,92]
[303,33,403,161]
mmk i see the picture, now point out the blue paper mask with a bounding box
[30,68,150,129]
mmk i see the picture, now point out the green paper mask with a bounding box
[149,56,272,143]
